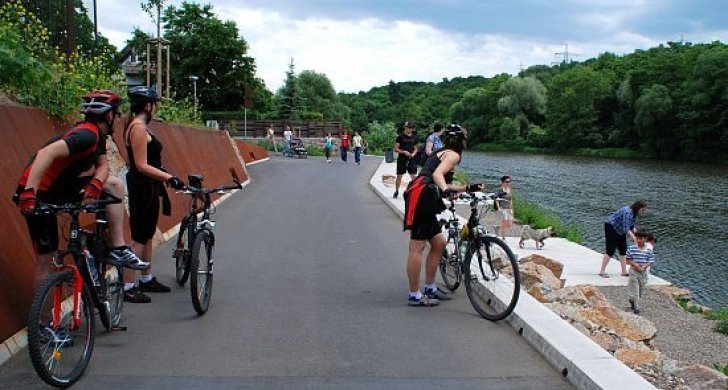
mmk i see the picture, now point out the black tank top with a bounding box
[418,150,458,184]
[125,123,163,181]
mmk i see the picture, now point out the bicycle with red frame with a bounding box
[26,194,125,388]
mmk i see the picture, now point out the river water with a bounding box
[459,151,728,308]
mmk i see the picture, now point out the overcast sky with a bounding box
[88,0,728,93]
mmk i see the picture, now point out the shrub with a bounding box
[706,307,728,335]
[365,121,397,154]
[512,194,582,243]
[156,98,202,126]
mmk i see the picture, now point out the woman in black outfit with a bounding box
[122,86,185,303]
[403,125,482,306]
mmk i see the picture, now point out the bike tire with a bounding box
[174,216,193,286]
[27,272,95,388]
[104,264,124,329]
[464,236,520,321]
[439,234,462,291]
[190,230,214,315]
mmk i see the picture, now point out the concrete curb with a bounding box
[368,158,656,390]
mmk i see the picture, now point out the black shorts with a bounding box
[604,222,627,257]
[396,158,417,175]
[403,177,445,241]
[22,177,90,255]
[127,174,161,244]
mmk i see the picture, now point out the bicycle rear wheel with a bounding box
[190,230,214,315]
[464,236,520,321]
[439,234,462,291]
[174,216,194,286]
[27,271,95,388]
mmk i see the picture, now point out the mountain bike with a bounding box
[26,194,125,388]
[439,192,520,321]
[172,173,242,315]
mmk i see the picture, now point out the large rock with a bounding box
[519,254,564,278]
[590,331,619,352]
[520,262,561,291]
[580,306,657,341]
[544,286,589,305]
[529,282,555,303]
[615,346,659,367]
[675,364,728,390]
[650,285,692,300]
[574,285,611,307]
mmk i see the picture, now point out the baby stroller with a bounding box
[290,138,308,159]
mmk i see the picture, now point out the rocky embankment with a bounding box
[519,254,728,390]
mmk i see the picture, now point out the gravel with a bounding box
[597,286,728,367]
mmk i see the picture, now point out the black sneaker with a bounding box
[107,246,150,270]
[124,288,151,303]
[628,298,636,311]
[393,191,399,199]
[425,287,452,301]
[138,277,171,293]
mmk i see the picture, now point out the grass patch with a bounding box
[512,194,582,244]
[706,307,728,335]
[675,297,704,314]
[453,169,470,186]
[713,363,728,376]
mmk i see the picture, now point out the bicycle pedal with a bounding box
[110,326,127,332]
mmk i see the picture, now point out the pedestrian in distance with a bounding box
[324,133,335,163]
[352,130,364,165]
[123,86,185,303]
[598,200,648,278]
[424,121,445,157]
[266,124,278,153]
[393,121,419,198]
[13,90,149,285]
[626,231,656,315]
[340,129,350,163]
[283,126,293,157]
[403,124,483,306]
[496,175,514,240]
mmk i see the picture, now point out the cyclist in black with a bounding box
[403,125,483,306]
[123,86,185,303]
[393,121,419,198]
[14,90,149,283]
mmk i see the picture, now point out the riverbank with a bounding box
[471,143,728,165]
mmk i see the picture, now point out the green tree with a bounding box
[635,83,674,157]
[276,58,300,120]
[545,65,612,149]
[497,76,546,139]
[162,2,259,111]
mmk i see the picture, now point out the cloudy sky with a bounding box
[89,0,727,93]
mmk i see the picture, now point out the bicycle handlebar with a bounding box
[180,181,243,196]
[35,193,122,215]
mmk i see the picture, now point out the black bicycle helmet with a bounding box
[81,90,122,115]
[127,86,162,103]
[445,124,467,141]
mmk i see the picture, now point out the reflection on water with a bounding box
[460,151,728,308]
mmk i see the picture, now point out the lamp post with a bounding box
[188,75,198,122]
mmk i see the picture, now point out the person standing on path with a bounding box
[626,231,656,315]
[403,124,483,306]
[597,200,647,278]
[324,133,335,163]
[266,124,278,153]
[424,122,444,157]
[283,126,293,157]
[123,86,186,303]
[393,121,419,198]
[496,175,514,239]
[340,129,350,163]
[352,130,364,165]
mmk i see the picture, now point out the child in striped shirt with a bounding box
[626,231,656,315]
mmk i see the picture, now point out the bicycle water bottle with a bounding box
[459,242,468,258]
[83,250,100,287]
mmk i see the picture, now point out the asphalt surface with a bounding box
[0,155,572,389]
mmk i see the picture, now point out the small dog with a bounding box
[519,225,554,249]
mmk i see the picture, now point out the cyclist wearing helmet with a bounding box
[402,124,483,306]
[122,86,184,303]
[14,90,149,282]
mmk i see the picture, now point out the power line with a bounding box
[553,43,579,65]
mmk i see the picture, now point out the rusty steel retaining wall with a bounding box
[0,104,261,344]
[234,139,269,163]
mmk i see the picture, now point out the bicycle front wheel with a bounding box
[464,236,520,321]
[174,216,193,286]
[439,234,462,291]
[103,264,124,328]
[27,271,95,388]
[190,230,214,315]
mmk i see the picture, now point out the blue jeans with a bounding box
[284,140,291,156]
[340,147,348,162]
[354,147,362,164]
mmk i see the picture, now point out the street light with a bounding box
[188,75,199,122]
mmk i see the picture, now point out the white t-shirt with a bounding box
[353,135,363,148]
[284,130,292,141]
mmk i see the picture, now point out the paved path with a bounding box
[0,155,570,389]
